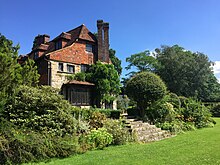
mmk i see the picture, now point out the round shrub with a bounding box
[126,72,167,117]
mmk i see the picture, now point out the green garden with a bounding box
[1,34,220,165]
[26,118,220,165]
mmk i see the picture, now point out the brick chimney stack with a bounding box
[103,22,110,63]
[33,34,50,50]
[97,20,103,61]
[97,20,110,63]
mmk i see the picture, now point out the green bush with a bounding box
[93,108,121,119]
[180,98,214,128]
[210,103,220,117]
[117,95,130,111]
[74,72,86,81]
[104,119,134,145]
[89,111,107,129]
[3,85,77,136]
[86,128,113,149]
[126,72,167,117]
[0,120,79,164]
[127,107,139,117]
[156,120,196,134]
[167,93,181,108]
[71,107,92,120]
[145,95,177,123]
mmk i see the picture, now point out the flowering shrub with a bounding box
[104,119,134,145]
[86,128,113,149]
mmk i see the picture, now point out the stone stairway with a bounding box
[125,118,175,143]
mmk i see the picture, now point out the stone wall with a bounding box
[50,60,81,89]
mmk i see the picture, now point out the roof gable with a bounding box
[28,24,97,57]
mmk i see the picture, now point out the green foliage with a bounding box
[109,49,122,75]
[74,72,86,81]
[167,92,181,109]
[66,72,86,81]
[3,85,77,136]
[104,119,134,145]
[156,120,196,133]
[117,95,130,111]
[87,61,120,105]
[93,108,121,119]
[86,128,113,149]
[29,118,220,165]
[156,45,220,101]
[126,72,167,117]
[0,34,39,116]
[89,111,107,129]
[125,45,220,101]
[146,96,176,123]
[71,107,92,120]
[0,33,20,96]
[20,59,40,86]
[179,98,214,128]
[210,103,220,117]
[125,50,160,76]
[0,120,79,164]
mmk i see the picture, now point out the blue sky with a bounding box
[0,0,220,79]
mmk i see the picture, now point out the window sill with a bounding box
[57,71,75,74]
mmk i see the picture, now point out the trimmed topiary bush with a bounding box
[126,72,167,117]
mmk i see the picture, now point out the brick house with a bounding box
[19,20,116,109]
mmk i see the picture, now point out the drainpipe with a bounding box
[44,56,51,86]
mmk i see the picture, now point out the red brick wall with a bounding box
[49,41,95,65]
[35,58,49,85]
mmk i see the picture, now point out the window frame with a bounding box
[67,64,75,73]
[58,63,64,72]
[55,40,62,50]
[86,43,93,53]
[67,87,92,106]
[81,64,88,72]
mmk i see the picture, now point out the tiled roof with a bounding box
[66,80,95,86]
[29,24,96,56]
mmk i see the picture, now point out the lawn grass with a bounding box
[26,118,220,165]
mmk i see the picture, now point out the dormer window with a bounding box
[34,51,39,60]
[86,44,93,52]
[55,40,62,50]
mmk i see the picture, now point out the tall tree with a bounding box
[0,34,40,112]
[109,48,122,76]
[125,50,159,76]
[0,33,20,95]
[156,45,219,101]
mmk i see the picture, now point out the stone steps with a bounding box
[126,117,175,143]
